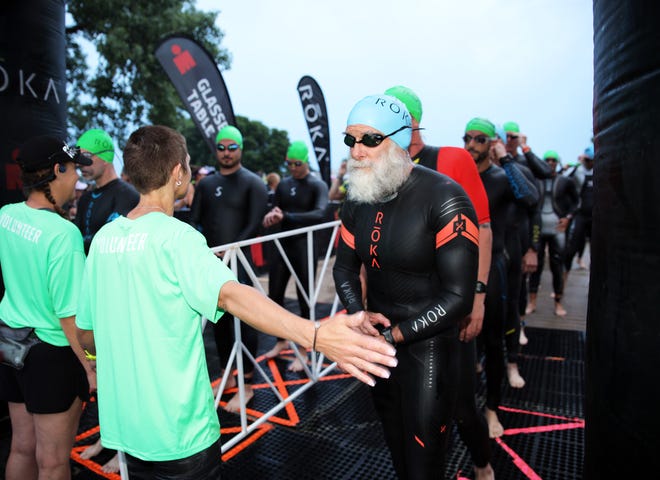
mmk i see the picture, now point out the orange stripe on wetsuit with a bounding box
[435,213,479,249]
[340,222,355,250]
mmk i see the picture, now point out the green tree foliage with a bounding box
[66,0,227,146]
[65,0,291,175]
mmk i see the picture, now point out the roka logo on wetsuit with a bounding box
[411,303,448,333]
[369,211,384,269]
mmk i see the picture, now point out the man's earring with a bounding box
[176,179,182,187]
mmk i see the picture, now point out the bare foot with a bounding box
[223,384,254,413]
[519,326,528,346]
[288,357,306,372]
[525,294,537,315]
[80,438,103,460]
[265,340,288,359]
[554,302,567,316]
[212,373,237,396]
[507,363,526,388]
[101,453,119,473]
[474,463,495,480]
[485,408,504,438]
[577,258,587,270]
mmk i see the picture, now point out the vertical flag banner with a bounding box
[155,35,235,154]
[297,76,331,186]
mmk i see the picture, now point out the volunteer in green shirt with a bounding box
[0,135,95,480]
[76,125,397,479]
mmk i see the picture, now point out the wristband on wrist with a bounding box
[312,320,321,351]
[84,349,96,361]
[522,146,531,153]
[475,281,488,294]
[381,327,396,345]
[499,154,513,165]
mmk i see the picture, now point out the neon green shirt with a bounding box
[0,203,85,346]
[76,212,236,461]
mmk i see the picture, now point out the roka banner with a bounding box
[297,76,331,186]
[155,35,235,154]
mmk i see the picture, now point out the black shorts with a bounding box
[126,439,222,480]
[0,341,89,413]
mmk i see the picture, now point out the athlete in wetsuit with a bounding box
[466,119,539,439]
[334,94,479,480]
[262,141,329,368]
[564,145,594,281]
[190,125,268,412]
[384,85,494,479]
[73,129,139,254]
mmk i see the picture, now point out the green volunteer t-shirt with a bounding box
[0,202,85,346]
[76,212,236,461]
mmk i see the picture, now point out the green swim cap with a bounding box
[215,125,243,148]
[384,85,423,122]
[465,118,496,138]
[286,141,309,163]
[543,150,559,160]
[76,128,115,163]
[503,121,520,133]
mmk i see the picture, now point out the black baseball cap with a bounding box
[17,135,93,173]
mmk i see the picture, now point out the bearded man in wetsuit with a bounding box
[190,125,268,412]
[333,94,479,480]
[74,128,139,254]
[465,118,539,440]
[262,141,329,371]
[384,85,494,479]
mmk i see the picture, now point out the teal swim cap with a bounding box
[346,94,412,150]
[384,85,423,122]
[584,145,594,159]
[465,118,496,138]
[216,125,243,148]
[503,121,520,133]
[543,150,559,160]
[76,129,114,163]
[286,141,309,163]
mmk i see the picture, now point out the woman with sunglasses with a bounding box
[0,135,95,479]
[334,95,479,479]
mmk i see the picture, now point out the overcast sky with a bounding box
[196,0,594,174]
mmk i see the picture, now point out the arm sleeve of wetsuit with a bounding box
[524,150,554,178]
[528,204,542,252]
[501,160,540,208]
[284,180,329,226]
[396,188,479,344]
[236,179,269,241]
[333,205,366,314]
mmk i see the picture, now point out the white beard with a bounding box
[346,142,411,204]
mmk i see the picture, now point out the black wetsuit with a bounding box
[528,175,579,299]
[477,160,538,412]
[564,165,593,272]
[74,178,139,254]
[333,166,479,480]
[190,168,268,375]
[269,173,329,319]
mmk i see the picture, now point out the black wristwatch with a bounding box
[499,154,513,165]
[475,281,488,294]
[381,327,396,345]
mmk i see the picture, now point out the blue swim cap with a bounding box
[346,94,412,150]
[584,145,594,159]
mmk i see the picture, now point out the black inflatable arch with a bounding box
[586,0,660,477]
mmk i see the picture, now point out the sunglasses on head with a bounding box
[285,160,304,167]
[343,125,411,148]
[462,134,490,145]
[216,143,240,152]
